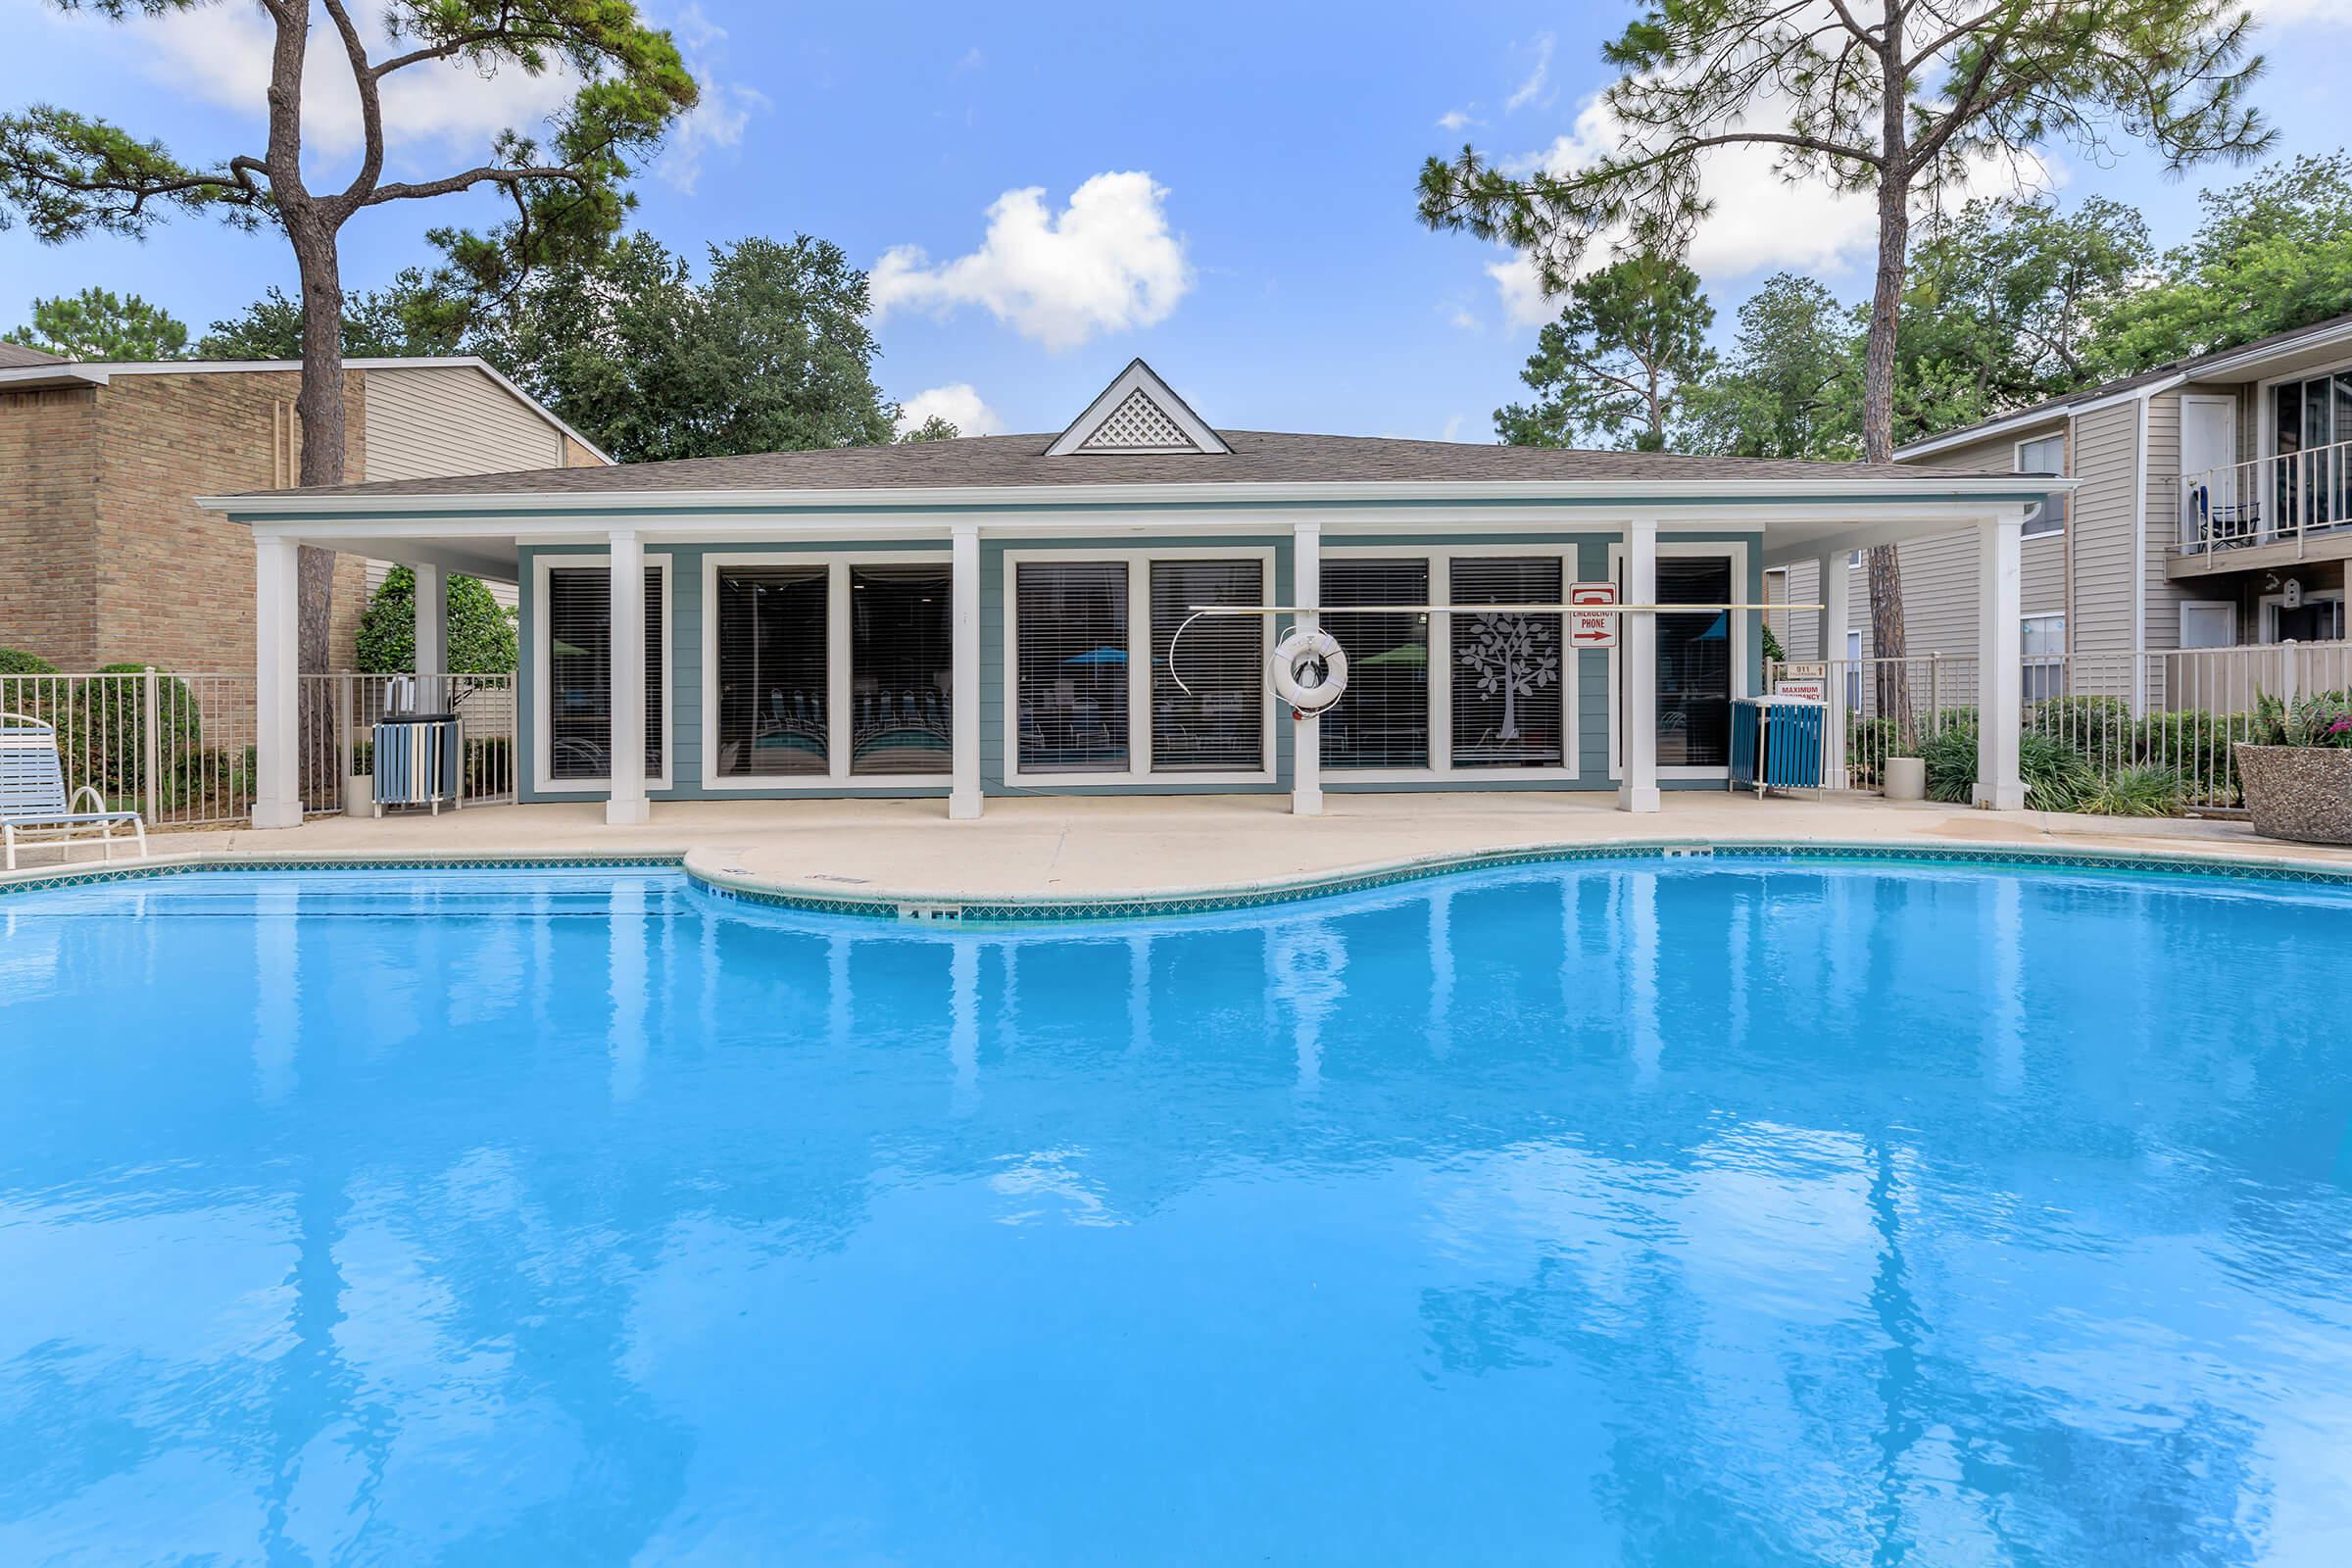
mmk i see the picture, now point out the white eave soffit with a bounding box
[1045,359,1232,457]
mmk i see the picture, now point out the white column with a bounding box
[1815,550,1849,789]
[606,528,650,826]
[1974,509,2027,810]
[1291,519,1323,817]
[1618,518,1660,813]
[950,521,982,819]
[251,533,305,828]
[413,561,447,710]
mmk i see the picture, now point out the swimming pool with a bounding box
[3,859,2350,1563]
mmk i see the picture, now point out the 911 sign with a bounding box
[1568,582,1617,650]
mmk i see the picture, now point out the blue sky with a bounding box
[3,1,2346,444]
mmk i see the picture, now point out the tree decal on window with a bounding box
[1456,613,1560,741]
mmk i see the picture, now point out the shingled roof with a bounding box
[0,340,66,368]
[257,427,2016,501]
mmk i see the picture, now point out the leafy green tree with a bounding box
[1495,254,1714,451]
[198,269,467,361]
[1687,274,1860,462]
[356,567,517,675]
[1418,0,2272,683]
[2091,152,2352,372]
[0,0,697,688]
[1893,194,2152,441]
[896,416,961,443]
[479,234,900,463]
[12,286,187,360]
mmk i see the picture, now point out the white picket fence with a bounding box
[0,669,515,829]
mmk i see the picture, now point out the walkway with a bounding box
[8,792,2348,906]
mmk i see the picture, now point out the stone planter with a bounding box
[1883,756,1926,802]
[2234,743,2352,844]
[344,771,374,818]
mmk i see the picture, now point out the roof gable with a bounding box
[1046,359,1231,457]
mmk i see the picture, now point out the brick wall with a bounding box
[0,385,101,668]
[90,369,370,674]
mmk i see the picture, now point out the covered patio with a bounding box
[209,363,2062,835]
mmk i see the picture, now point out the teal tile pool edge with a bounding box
[691,838,2352,924]
[0,854,689,901]
[8,842,2352,922]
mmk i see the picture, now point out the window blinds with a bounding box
[713,565,827,777]
[1449,557,1563,768]
[1321,560,1430,769]
[851,565,953,776]
[1656,557,1732,767]
[1017,562,1129,774]
[546,565,663,781]
[1150,559,1263,772]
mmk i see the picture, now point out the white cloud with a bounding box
[119,2,578,169]
[1486,85,2053,325]
[1437,107,1477,131]
[895,384,1004,438]
[870,172,1194,351]
[1505,34,1553,113]
[953,46,987,75]
[653,5,767,194]
[1446,304,1483,332]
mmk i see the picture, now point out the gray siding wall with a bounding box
[363,366,565,482]
[2068,399,2138,657]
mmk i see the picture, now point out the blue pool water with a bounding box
[3,860,2352,1565]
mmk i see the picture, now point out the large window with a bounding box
[2274,372,2352,531]
[1323,560,1429,769]
[1656,557,1733,767]
[1016,562,1130,774]
[1450,558,1564,768]
[851,565,953,775]
[1150,560,1264,771]
[546,564,664,782]
[2023,613,2067,702]
[712,565,828,778]
[2018,433,2067,536]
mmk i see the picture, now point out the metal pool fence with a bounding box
[1772,641,2352,813]
[0,669,516,829]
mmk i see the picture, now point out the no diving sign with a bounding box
[1569,582,1617,649]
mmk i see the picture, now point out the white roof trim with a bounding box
[1045,359,1231,457]
[0,354,612,466]
[200,471,2073,518]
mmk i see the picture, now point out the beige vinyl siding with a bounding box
[2066,399,2137,657]
[1873,417,2071,664]
[2140,391,2189,654]
[362,365,566,482]
[1779,560,1821,661]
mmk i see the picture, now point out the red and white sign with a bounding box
[1774,661,1828,704]
[1568,581,1617,649]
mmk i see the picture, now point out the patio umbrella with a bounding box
[1062,647,1128,664]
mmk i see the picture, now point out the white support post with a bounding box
[606,529,650,826]
[1619,518,1660,813]
[1292,519,1323,817]
[1815,550,1849,789]
[1974,509,2028,809]
[950,521,982,820]
[413,562,447,708]
[252,534,305,828]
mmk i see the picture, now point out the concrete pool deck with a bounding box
[9,792,2352,908]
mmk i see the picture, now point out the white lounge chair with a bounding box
[1,712,148,871]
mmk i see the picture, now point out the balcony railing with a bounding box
[2180,437,2352,555]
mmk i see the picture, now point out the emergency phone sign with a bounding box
[1568,582,1618,650]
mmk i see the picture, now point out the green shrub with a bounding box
[2029,695,2134,763]
[1761,621,1786,664]
[1920,720,2094,812]
[2083,765,2184,818]
[357,566,518,673]
[1845,715,1895,788]
[2134,710,2241,805]
[0,647,57,678]
[464,736,513,795]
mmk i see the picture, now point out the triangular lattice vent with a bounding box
[1077,387,1198,451]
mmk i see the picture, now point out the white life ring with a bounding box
[1271,625,1348,713]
